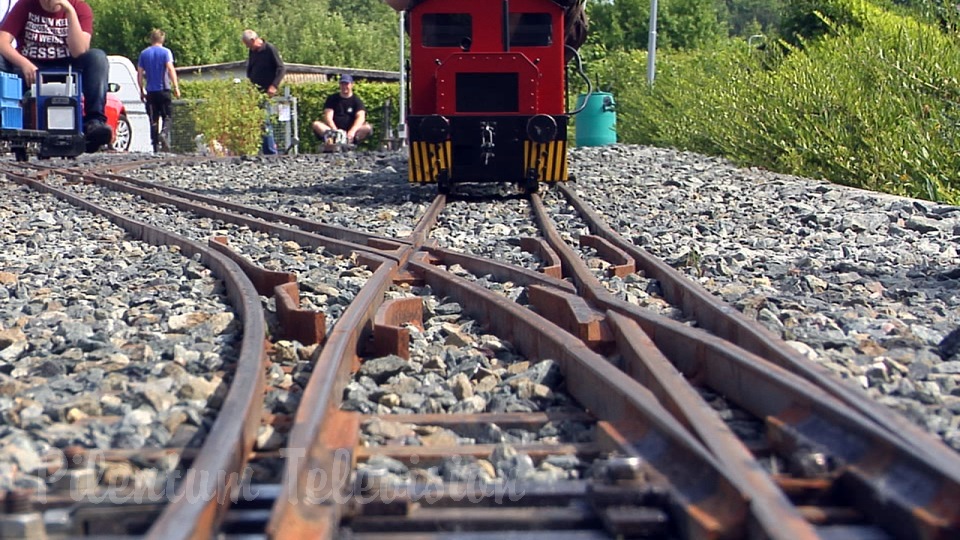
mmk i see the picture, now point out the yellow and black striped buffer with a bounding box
[524,140,569,182]
[408,141,452,184]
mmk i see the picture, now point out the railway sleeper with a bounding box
[578,235,635,278]
[526,284,614,353]
[209,235,327,345]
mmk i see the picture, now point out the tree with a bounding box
[248,0,400,69]
[660,0,728,49]
[89,0,243,65]
[725,0,784,37]
[586,0,726,51]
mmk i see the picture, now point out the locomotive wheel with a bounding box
[13,147,27,162]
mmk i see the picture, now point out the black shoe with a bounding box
[84,120,112,151]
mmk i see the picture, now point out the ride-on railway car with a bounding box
[398,0,588,194]
[0,70,125,161]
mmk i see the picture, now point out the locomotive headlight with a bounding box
[526,114,557,143]
[420,115,450,144]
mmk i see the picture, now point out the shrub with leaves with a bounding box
[181,79,267,156]
[179,79,401,154]
[589,2,960,204]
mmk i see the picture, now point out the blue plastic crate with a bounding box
[0,72,22,101]
[1,105,23,129]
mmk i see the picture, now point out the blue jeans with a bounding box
[261,101,278,154]
[0,48,109,124]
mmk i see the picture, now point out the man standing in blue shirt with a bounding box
[137,28,179,152]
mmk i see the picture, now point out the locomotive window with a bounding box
[422,14,472,47]
[456,73,518,113]
[509,13,552,47]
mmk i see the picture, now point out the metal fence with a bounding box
[266,90,300,155]
[170,91,300,155]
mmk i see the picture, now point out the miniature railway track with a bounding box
[1,159,958,539]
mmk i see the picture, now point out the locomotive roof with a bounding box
[383,0,587,51]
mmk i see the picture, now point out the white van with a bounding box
[107,55,151,152]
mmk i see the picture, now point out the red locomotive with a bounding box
[393,0,587,194]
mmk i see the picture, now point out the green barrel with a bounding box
[574,92,616,146]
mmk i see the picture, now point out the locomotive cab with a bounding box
[405,0,571,194]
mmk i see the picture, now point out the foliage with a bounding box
[236,0,401,70]
[778,0,870,44]
[724,0,785,36]
[585,0,727,50]
[178,79,401,154]
[592,3,960,204]
[180,79,264,156]
[891,0,960,31]
[88,0,242,65]
[89,0,401,70]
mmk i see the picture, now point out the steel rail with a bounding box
[422,245,577,293]
[93,169,408,249]
[2,165,268,540]
[267,252,401,538]
[406,253,751,539]
[12,158,957,538]
[263,195,441,538]
[265,196,751,538]
[603,309,960,538]
[557,183,960,477]
[61,169,404,261]
[530,192,960,538]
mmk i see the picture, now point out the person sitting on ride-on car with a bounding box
[0,0,113,151]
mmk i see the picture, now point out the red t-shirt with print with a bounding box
[0,0,94,61]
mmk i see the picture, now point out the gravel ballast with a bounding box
[0,144,956,496]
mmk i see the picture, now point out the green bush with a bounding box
[589,2,960,204]
[779,0,870,45]
[180,79,264,156]
[179,79,401,155]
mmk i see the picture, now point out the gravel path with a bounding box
[562,145,960,452]
[1,143,956,496]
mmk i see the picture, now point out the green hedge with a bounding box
[179,79,401,155]
[587,1,960,204]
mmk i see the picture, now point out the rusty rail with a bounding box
[556,183,960,476]
[530,190,960,538]
[1,165,268,540]
[7,160,960,539]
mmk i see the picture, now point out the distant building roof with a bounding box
[176,61,400,84]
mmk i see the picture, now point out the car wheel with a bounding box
[112,113,131,151]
